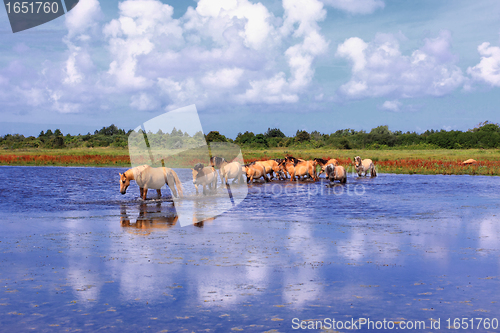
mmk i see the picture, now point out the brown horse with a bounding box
[119,165,183,200]
[255,160,281,180]
[283,159,317,181]
[242,163,269,183]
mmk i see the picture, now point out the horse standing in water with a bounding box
[191,164,218,195]
[119,165,183,200]
[325,164,346,184]
[210,156,227,183]
[354,156,377,177]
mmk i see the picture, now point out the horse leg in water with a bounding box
[140,187,144,200]
[165,172,178,198]
[310,165,317,181]
[142,185,148,200]
[156,189,162,199]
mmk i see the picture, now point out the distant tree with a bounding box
[235,131,255,145]
[310,130,322,140]
[334,128,357,137]
[264,128,285,138]
[97,124,121,136]
[338,138,351,149]
[54,129,63,136]
[52,136,65,148]
[253,134,268,147]
[193,131,205,140]
[295,130,310,143]
[478,123,500,133]
[205,131,227,143]
[370,125,391,135]
[45,129,53,137]
[469,121,500,133]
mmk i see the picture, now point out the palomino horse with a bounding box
[314,158,339,178]
[354,156,377,177]
[219,161,245,185]
[325,164,346,184]
[192,164,218,195]
[273,158,288,179]
[282,158,317,181]
[255,160,281,180]
[210,156,227,183]
[119,165,183,200]
[242,162,269,183]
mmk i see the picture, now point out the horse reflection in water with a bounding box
[120,203,178,235]
[120,202,216,233]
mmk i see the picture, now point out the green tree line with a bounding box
[2,122,500,150]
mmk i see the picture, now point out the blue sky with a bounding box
[1,0,500,137]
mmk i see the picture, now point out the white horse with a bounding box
[220,161,245,185]
[119,165,183,200]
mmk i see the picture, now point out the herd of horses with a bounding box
[119,155,377,200]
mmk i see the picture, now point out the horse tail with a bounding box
[171,170,184,197]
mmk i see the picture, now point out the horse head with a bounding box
[119,172,131,194]
[314,158,327,165]
[194,163,204,172]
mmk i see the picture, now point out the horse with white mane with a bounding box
[354,156,377,177]
[325,164,346,184]
[119,165,183,200]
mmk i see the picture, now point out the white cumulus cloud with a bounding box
[467,42,500,87]
[322,0,384,15]
[130,93,160,111]
[380,100,401,112]
[0,0,330,116]
[336,31,465,99]
[65,0,102,38]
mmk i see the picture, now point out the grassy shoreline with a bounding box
[1,147,499,176]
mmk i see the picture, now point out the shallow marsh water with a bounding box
[1,166,500,332]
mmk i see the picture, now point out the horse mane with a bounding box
[314,158,328,165]
[244,161,257,167]
[285,156,301,166]
[210,156,227,168]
